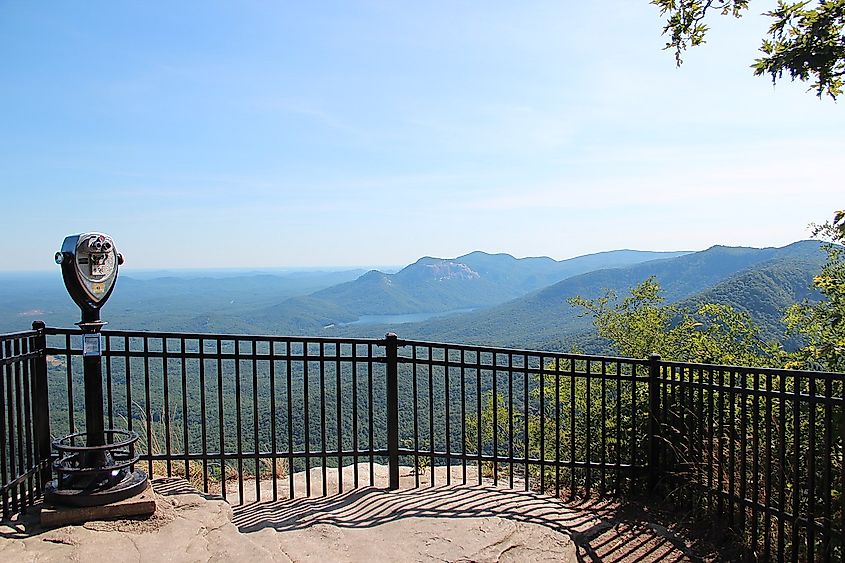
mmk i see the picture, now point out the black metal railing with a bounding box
[2,323,844,561]
[41,327,390,505]
[0,323,51,519]
[656,361,845,561]
[392,340,651,496]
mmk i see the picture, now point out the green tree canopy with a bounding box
[653,0,845,98]
[569,277,782,366]
[785,210,845,370]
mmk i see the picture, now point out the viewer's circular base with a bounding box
[45,469,149,507]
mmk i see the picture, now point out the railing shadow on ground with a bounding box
[231,484,707,562]
[150,476,223,501]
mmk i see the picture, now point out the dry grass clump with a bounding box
[127,409,291,495]
[259,457,289,479]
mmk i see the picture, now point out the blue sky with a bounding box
[2,1,842,271]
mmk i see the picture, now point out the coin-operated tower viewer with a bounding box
[48,233,151,508]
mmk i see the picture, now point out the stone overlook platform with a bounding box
[0,464,718,562]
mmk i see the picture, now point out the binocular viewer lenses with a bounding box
[88,239,112,252]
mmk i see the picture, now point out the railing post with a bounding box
[647,353,661,493]
[385,333,400,490]
[31,321,52,489]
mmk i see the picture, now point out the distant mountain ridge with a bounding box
[3,243,826,355]
[247,249,691,331]
[326,241,827,351]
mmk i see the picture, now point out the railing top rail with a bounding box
[0,329,39,342]
[43,325,387,347]
[28,325,845,378]
[659,359,845,380]
[395,337,651,365]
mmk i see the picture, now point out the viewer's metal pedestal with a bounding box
[45,232,151,516]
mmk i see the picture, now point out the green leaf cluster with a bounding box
[653,0,750,64]
[569,277,783,366]
[785,210,845,370]
[653,0,845,98]
[754,1,845,98]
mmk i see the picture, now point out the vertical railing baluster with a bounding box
[647,354,661,492]
[506,351,511,489]
[181,337,189,485]
[320,342,328,496]
[385,334,399,491]
[413,345,420,488]
[286,341,294,499]
[822,376,832,561]
[492,351,498,486]
[728,369,736,530]
[792,373,801,561]
[631,360,638,494]
[65,333,74,434]
[738,370,747,541]
[162,337,171,477]
[554,357,561,496]
[143,337,152,477]
[5,339,17,515]
[697,367,704,512]
[105,335,113,429]
[352,343,358,488]
[216,337,226,502]
[807,374,817,561]
[585,359,592,495]
[763,370,773,561]
[252,339,260,503]
[539,353,545,492]
[777,370,786,561]
[707,367,714,515]
[303,341,310,497]
[270,340,279,500]
[335,342,342,494]
[428,347,435,487]
[525,353,530,493]
[569,358,576,498]
[31,322,51,493]
[124,335,132,441]
[476,351,482,485]
[446,346,452,486]
[751,370,761,557]
[199,337,208,492]
[0,339,9,520]
[839,382,845,563]
[13,338,24,511]
[615,360,622,493]
[600,360,606,496]
[234,339,244,504]
[367,342,374,487]
[19,337,30,504]
[461,348,467,485]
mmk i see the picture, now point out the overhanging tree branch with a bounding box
[652,0,845,99]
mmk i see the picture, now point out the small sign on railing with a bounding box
[83,333,102,357]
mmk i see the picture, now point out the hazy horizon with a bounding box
[6,241,827,276]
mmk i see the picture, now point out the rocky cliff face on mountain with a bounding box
[422,261,481,281]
